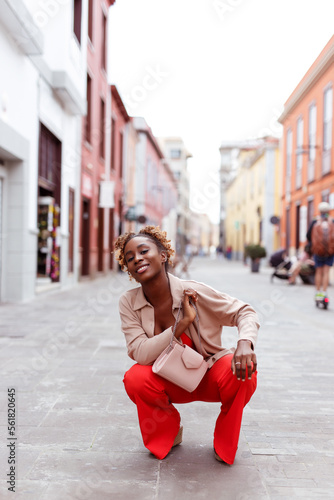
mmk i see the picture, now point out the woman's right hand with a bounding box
[174,289,198,338]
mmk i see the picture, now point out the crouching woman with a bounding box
[114,226,259,464]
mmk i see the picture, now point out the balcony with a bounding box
[0,0,44,55]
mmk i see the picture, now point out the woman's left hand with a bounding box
[231,340,257,381]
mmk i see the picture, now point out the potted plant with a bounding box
[245,244,267,272]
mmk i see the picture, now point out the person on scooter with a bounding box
[306,202,334,303]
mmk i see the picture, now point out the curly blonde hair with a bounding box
[114,225,175,277]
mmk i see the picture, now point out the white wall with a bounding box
[0,0,87,301]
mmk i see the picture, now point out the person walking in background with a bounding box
[307,202,334,301]
[114,226,258,465]
[226,245,232,260]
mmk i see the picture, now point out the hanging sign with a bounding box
[99,181,115,208]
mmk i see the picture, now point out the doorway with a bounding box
[286,207,291,253]
[81,198,90,276]
[98,207,104,272]
[37,123,62,282]
[296,204,300,252]
[109,208,114,270]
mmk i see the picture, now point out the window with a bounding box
[308,104,317,162]
[100,98,105,159]
[323,86,333,152]
[119,131,123,178]
[323,85,332,175]
[73,0,82,44]
[101,12,107,71]
[88,0,93,43]
[38,123,61,203]
[322,190,330,203]
[170,149,181,159]
[85,74,92,143]
[308,103,316,182]
[111,118,116,170]
[307,198,314,228]
[286,129,292,194]
[296,117,303,189]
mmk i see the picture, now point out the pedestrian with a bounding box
[307,201,334,301]
[288,243,315,285]
[114,225,259,464]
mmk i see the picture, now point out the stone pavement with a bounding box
[0,257,333,499]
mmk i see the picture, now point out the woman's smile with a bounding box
[136,264,149,274]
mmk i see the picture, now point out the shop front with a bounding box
[37,123,62,285]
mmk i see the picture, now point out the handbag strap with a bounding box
[170,298,204,355]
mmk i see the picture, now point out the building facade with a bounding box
[80,0,116,278]
[189,213,219,256]
[132,118,178,246]
[0,0,87,302]
[279,35,334,255]
[109,84,129,268]
[158,137,192,256]
[223,138,280,260]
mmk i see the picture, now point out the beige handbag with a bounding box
[152,300,208,392]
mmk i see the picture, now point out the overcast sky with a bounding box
[108,0,334,223]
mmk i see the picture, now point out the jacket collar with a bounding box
[133,272,185,311]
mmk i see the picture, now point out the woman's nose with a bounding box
[134,253,143,264]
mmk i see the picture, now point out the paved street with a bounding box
[0,257,333,499]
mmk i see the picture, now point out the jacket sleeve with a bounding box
[119,294,173,365]
[196,284,260,348]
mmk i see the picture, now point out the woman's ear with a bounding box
[161,251,167,263]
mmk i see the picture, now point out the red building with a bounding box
[279,35,334,254]
[80,0,116,277]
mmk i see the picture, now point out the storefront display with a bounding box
[37,197,60,282]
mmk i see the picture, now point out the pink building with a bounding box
[110,85,130,267]
[80,0,116,277]
[132,117,178,239]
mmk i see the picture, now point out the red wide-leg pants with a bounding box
[123,353,257,464]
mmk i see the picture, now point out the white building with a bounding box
[158,137,192,255]
[0,0,87,302]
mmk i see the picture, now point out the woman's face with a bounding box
[124,236,166,283]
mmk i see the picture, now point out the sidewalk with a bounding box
[0,257,333,499]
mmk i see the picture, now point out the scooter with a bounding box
[315,295,329,309]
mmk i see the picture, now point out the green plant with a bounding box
[245,244,267,260]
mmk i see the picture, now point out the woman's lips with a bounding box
[137,265,149,274]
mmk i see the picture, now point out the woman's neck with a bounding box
[142,272,171,307]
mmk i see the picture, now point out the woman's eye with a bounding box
[127,256,134,262]
[141,249,148,255]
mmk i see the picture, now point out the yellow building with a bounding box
[225,138,280,260]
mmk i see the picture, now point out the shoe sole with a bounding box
[172,425,183,447]
[214,449,229,464]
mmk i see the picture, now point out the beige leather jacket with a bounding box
[119,273,260,366]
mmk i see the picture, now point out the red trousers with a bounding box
[123,351,257,464]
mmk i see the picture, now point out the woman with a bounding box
[114,226,259,464]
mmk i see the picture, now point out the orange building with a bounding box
[279,35,334,255]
